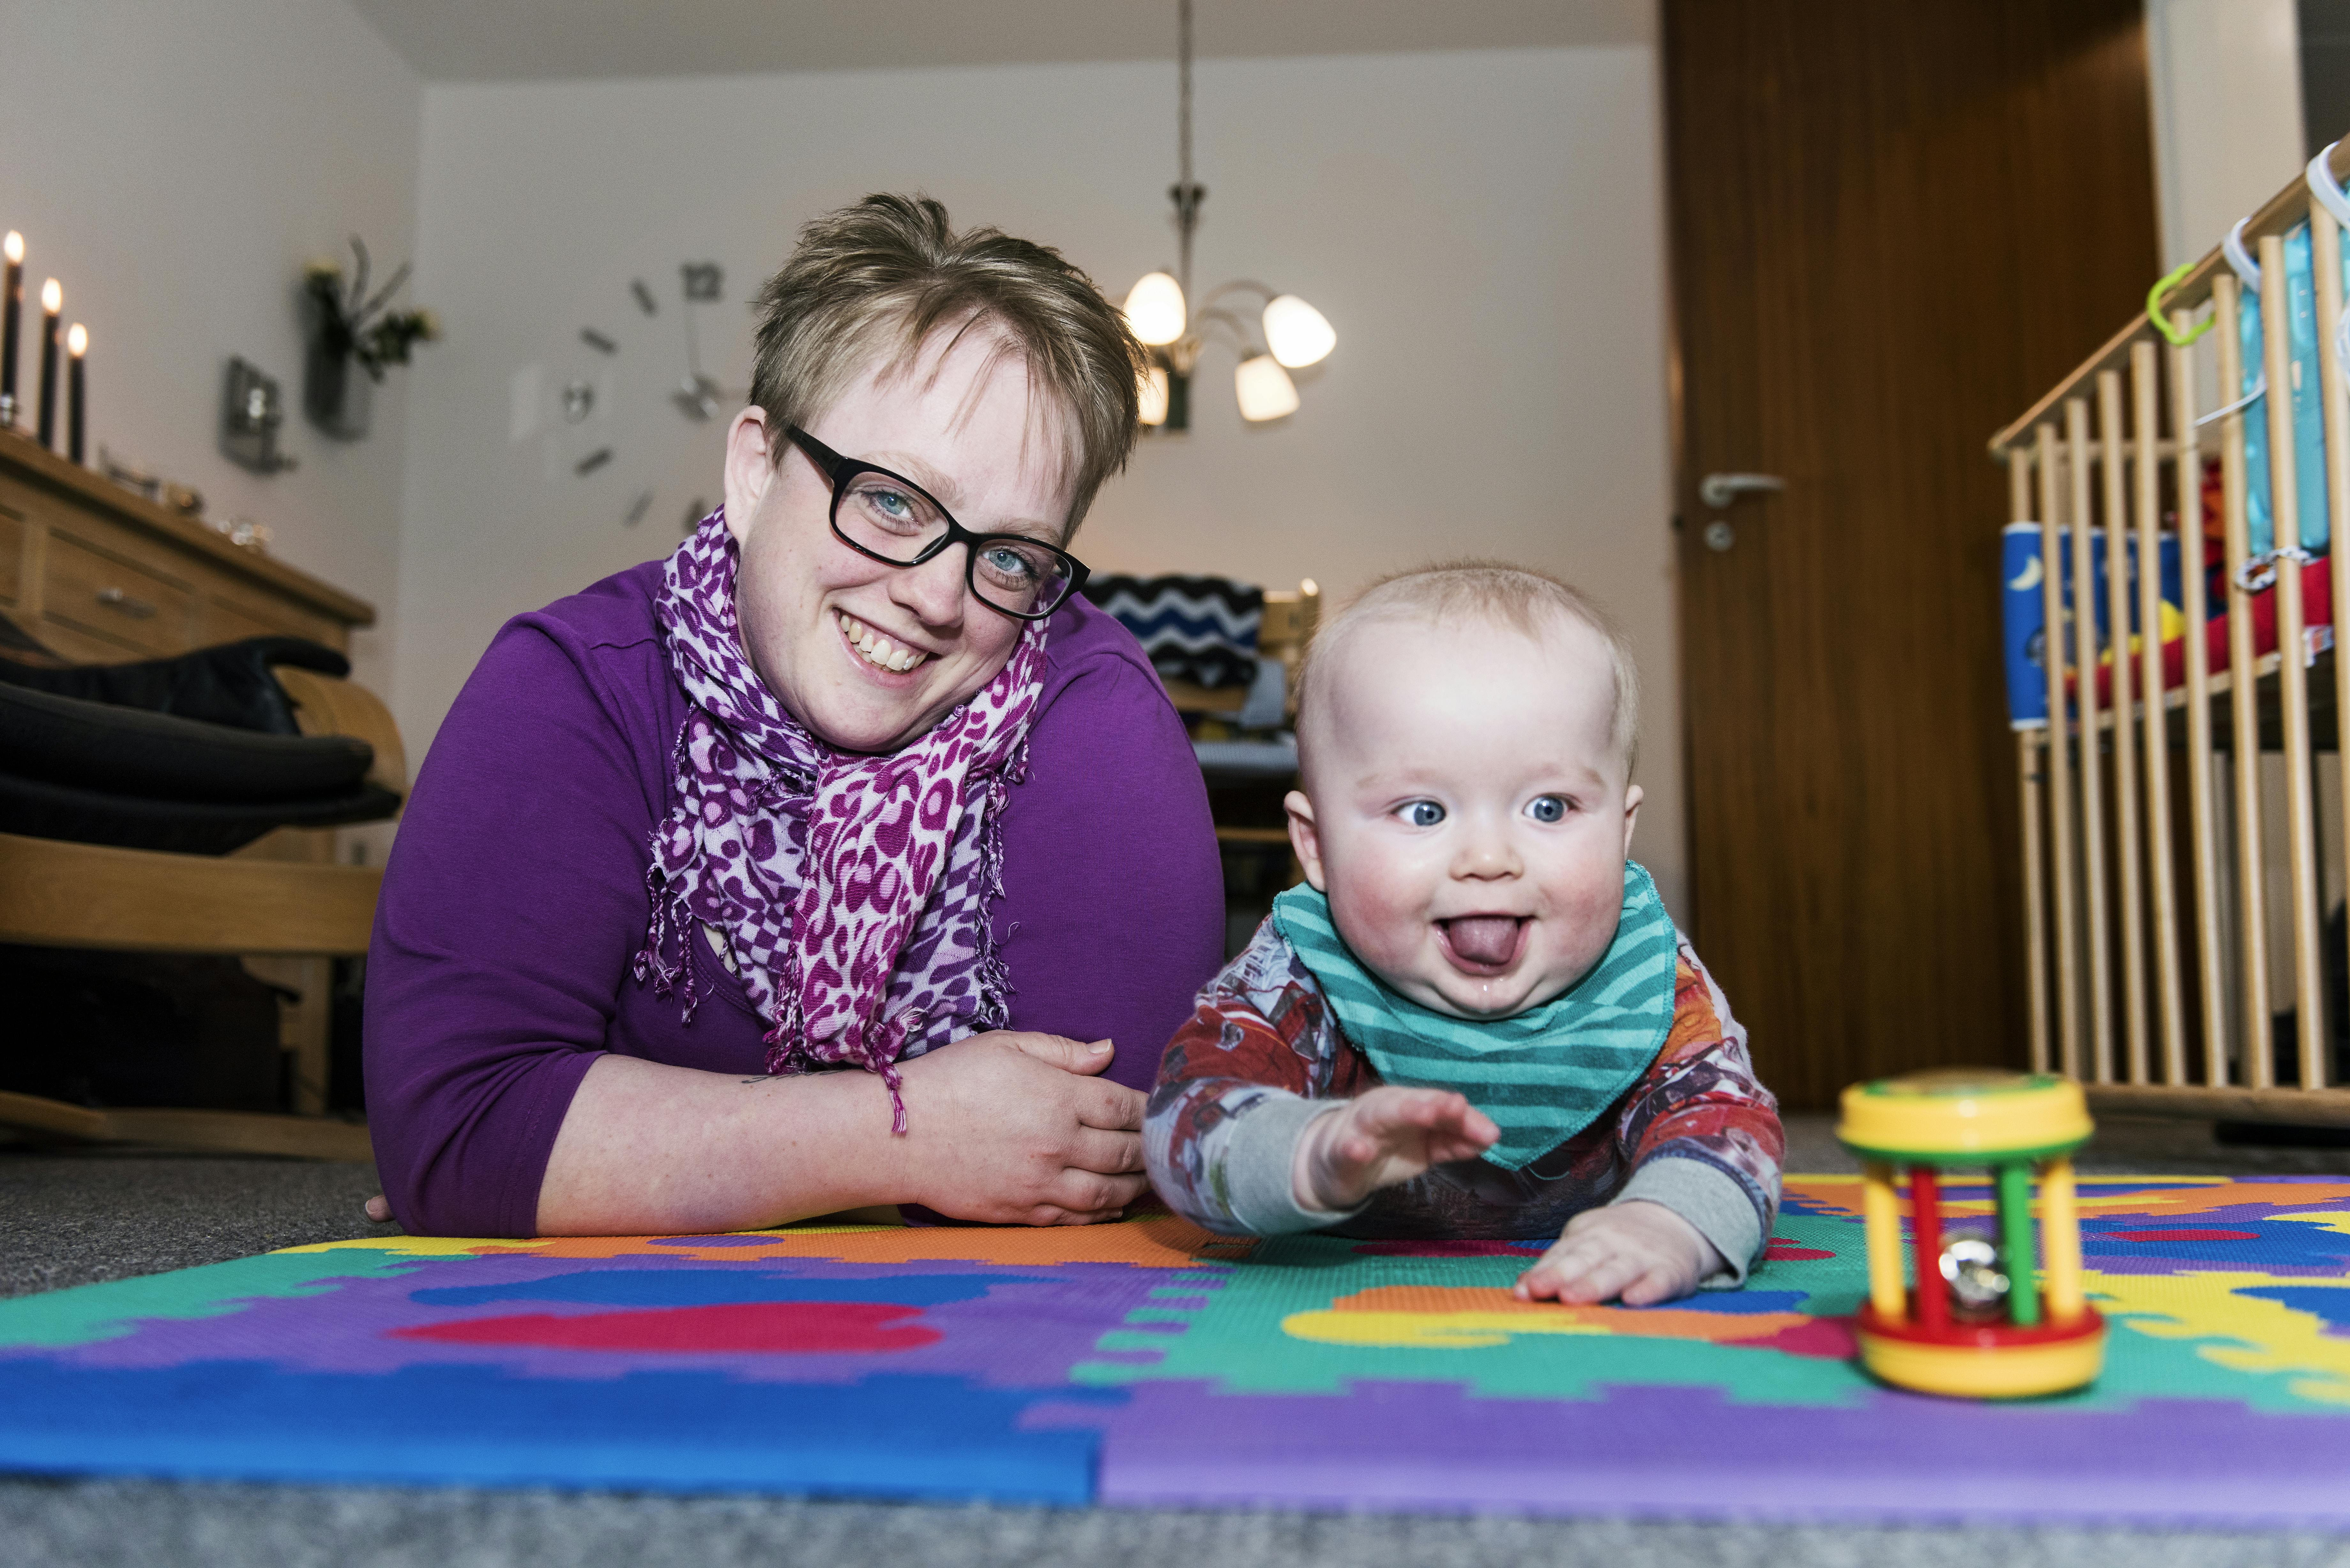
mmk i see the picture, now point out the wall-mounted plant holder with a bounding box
[221,357,296,475]
[304,335,370,441]
[299,237,436,443]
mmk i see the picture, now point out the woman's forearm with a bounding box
[535,1053,905,1235]
[533,1031,1151,1236]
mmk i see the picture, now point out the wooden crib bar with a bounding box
[2132,342,2189,1086]
[2034,423,2081,1080]
[2214,272,2274,1086]
[2066,396,2117,1084]
[2098,369,2152,1084]
[2168,319,2230,1090]
[2256,232,2331,1089]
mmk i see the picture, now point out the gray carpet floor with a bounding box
[4,1115,2349,1567]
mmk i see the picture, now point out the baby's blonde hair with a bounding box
[1295,560,1641,778]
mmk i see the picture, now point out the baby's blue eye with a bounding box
[1527,795,1567,824]
[1402,800,1446,828]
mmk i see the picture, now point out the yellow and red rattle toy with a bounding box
[1836,1069,2104,1398]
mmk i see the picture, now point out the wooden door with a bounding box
[1665,1,2159,1108]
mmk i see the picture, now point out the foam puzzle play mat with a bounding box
[5,1175,2350,1524]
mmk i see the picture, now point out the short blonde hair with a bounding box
[1296,560,1641,776]
[749,194,1148,532]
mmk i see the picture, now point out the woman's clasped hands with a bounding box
[891,1029,1148,1225]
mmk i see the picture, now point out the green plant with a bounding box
[304,236,438,382]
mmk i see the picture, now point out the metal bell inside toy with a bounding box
[1836,1069,2104,1398]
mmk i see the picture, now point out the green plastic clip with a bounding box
[2148,261,2215,346]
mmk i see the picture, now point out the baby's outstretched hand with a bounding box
[1513,1200,1724,1306]
[1293,1087,1499,1213]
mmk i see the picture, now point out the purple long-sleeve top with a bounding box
[365,560,1224,1237]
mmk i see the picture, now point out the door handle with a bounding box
[1699,472,1786,509]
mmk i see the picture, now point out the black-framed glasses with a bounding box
[784,425,1089,622]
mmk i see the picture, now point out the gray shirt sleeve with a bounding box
[1613,1153,1769,1288]
[1202,1092,1367,1235]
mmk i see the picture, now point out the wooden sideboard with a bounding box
[0,424,381,1126]
[0,426,372,660]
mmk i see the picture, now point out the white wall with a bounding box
[0,1,421,697]
[2147,0,2305,268]
[397,43,1687,912]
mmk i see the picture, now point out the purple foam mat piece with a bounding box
[1072,1382,2350,1526]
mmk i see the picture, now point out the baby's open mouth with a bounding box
[837,610,931,674]
[1438,915,1526,972]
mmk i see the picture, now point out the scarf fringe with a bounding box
[964,750,1028,1035]
[632,866,701,1024]
[764,1006,921,1134]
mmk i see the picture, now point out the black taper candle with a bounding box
[1,232,21,423]
[67,325,85,464]
[35,278,60,449]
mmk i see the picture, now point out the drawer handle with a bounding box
[96,586,158,620]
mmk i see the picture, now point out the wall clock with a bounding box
[552,260,747,533]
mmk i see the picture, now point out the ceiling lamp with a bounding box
[1137,363,1172,426]
[1233,355,1299,422]
[1125,271,1187,347]
[1125,0,1334,429]
[1262,294,1336,369]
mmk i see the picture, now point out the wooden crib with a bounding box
[1995,143,2350,1127]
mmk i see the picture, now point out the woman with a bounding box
[365,195,1223,1237]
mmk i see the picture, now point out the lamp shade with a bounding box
[1138,364,1170,426]
[1235,354,1300,422]
[1124,271,1187,346]
[1262,294,1335,368]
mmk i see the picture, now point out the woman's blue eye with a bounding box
[1402,801,1445,828]
[848,479,930,534]
[979,544,1039,584]
[1527,796,1567,824]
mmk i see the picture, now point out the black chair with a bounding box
[0,618,401,1158]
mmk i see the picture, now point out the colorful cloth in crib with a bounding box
[2240,218,2334,555]
[5,1178,2350,1522]
[1999,523,2181,728]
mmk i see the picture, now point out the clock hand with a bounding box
[674,298,720,419]
[672,261,742,421]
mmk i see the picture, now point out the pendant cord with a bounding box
[1178,0,1193,196]
[1172,0,1202,301]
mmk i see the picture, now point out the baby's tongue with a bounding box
[1444,916,1521,967]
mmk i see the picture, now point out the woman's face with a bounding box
[722,326,1077,754]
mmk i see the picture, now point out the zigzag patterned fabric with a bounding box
[1081,575,1262,690]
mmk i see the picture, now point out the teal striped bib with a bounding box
[1270,861,1679,1172]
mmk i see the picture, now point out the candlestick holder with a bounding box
[36,278,61,450]
[2,230,22,433]
[66,324,86,465]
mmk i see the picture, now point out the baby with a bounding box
[1145,563,1782,1303]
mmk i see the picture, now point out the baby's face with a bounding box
[1288,614,1641,1020]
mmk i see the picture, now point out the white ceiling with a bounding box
[348,0,1651,83]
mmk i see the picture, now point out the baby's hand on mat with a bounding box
[1513,1200,1723,1306]
[1293,1087,1499,1213]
